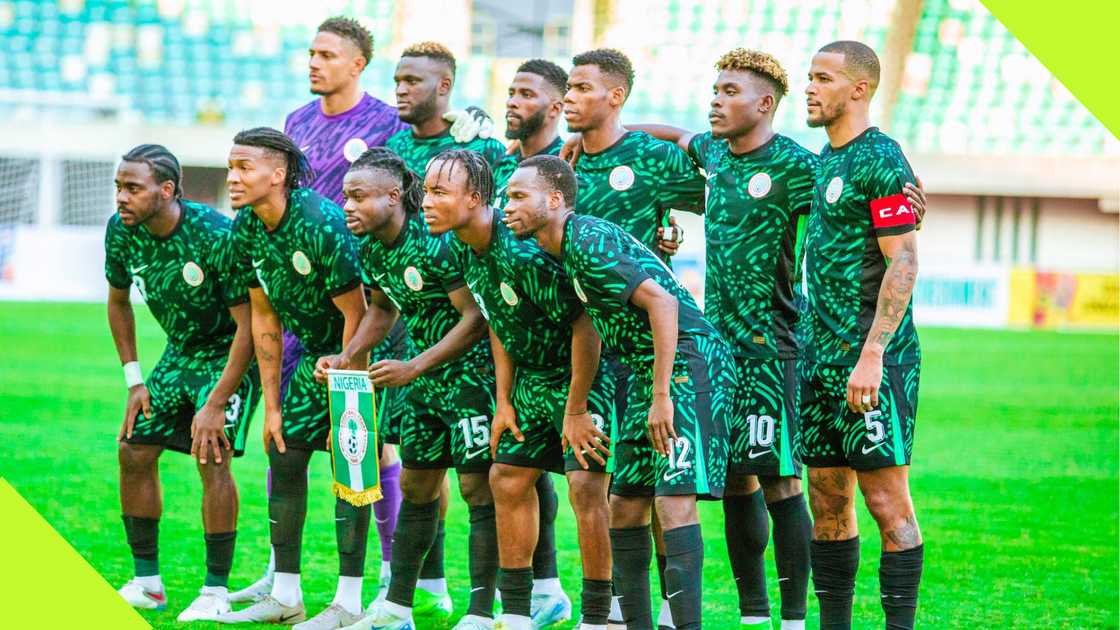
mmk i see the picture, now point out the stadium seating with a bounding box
[891,0,1116,155]
[0,0,1113,155]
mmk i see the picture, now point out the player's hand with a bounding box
[905,176,927,230]
[263,409,286,454]
[489,400,523,458]
[444,106,494,142]
[646,393,676,456]
[559,134,584,166]
[657,215,684,256]
[314,354,345,384]
[847,352,883,413]
[190,401,231,465]
[369,359,420,387]
[562,410,610,470]
[118,384,151,441]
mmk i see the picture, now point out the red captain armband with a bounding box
[869,193,916,230]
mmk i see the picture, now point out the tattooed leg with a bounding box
[807,466,858,541]
[857,465,922,552]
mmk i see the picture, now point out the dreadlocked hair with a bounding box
[232,127,313,191]
[121,144,183,198]
[349,147,424,214]
[427,149,494,205]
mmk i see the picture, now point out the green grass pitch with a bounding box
[0,302,1116,629]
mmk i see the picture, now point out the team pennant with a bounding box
[326,369,382,506]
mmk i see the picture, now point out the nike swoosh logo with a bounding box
[471,587,484,593]
[667,590,683,599]
[278,612,301,623]
[862,442,886,455]
[146,591,166,603]
[662,468,687,483]
[747,449,769,459]
[130,264,149,274]
[466,447,488,459]
[252,259,265,269]
[375,516,390,524]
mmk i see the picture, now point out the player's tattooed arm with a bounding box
[848,231,918,412]
[488,329,522,458]
[868,232,919,351]
[108,286,150,440]
[370,286,487,387]
[630,278,680,456]
[250,287,286,453]
[563,312,610,469]
[192,302,254,464]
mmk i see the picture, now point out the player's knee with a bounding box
[567,474,608,515]
[196,457,232,487]
[609,494,651,528]
[458,471,493,506]
[400,468,443,503]
[118,443,159,475]
[862,485,912,526]
[725,473,759,496]
[654,494,699,530]
[760,475,801,503]
[488,464,534,504]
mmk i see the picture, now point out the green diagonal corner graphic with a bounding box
[0,478,151,628]
[982,0,1120,139]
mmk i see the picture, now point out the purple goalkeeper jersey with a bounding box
[284,93,408,206]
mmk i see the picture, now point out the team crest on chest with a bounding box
[337,408,368,465]
[292,251,312,275]
[747,172,772,198]
[499,282,519,306]
[573,277,588,303]
[182,261,204,287]
[609,165,635,191]
[343,138,369,163]
[825,176,844,204]
[403,266,424,291]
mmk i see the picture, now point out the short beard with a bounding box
[400,93,438,125]
[807,101,843,128]
[505,108,547,141]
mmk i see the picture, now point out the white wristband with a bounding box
[123,361,144,388]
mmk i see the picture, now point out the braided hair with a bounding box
[121,144,182,198]
[349,147,423,214]
[426,149,493,205]
[232,127,313,191]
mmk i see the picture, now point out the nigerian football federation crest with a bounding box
[343,138,369,163]
[338,408,368,465]
[292,250,312,275]
[499,282,519,306]
[826,176,844,204]
[404,266,424,291]
[748,172,772,199]
[182,261,204,287]
[327,369,381,506]
[609,165,635,191]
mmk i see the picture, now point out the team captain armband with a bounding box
[869,193,917,230]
